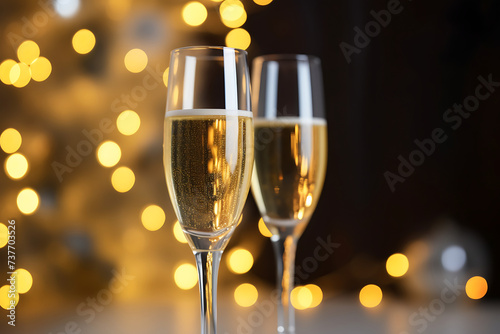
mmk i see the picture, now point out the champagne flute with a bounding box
[251,55,327,333]
[163,46,253,334]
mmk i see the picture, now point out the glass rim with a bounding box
[253,54,320,63]
[171,45,248,55]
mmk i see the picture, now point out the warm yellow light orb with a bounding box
[173,220,188,243]
[72,29,96,54]
[0,60,18,85]
[116,110,141,136]
[96,141,121,167]
[13,269,33,294]
[305,284,323,308]
[258,218,272,237]
[359,284,383,308]
[182,1,208,27]
[386,253,409,277]
[10,62,31,88]
[225,28,251,50]
[0,285,19,310]
[466,276,488,300]
[141,205,165,231]
[30,57,52,82]
[291,286,313,310]
[111,167,135,193]
[0,128,22,154]
[17,40,40,64]
[5,153,29,179]
[227,248,254,274]
[17,188,39,215]
[220,0,245,22]
[234,283,258,307]
[0,224,8,248]
[174,263,198,290]
[124,48,148,73]
[253,0,273,5]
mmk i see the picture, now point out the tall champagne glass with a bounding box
[251,55,327,333]
[163,46,253,334]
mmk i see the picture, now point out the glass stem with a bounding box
[194,250,223,334]
[271,231,298,334]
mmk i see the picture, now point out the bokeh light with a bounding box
[291,286,313,310]
[0,128,22,153]
[111,166,135,193]
[5,153,29,180]
[54,0,81,18]
[220,0,246,28]
[466,276,488,300]
[0,224,7,248]
[97,141,121,167]
[163,67,169,87]
[225,28,251,50]
[174,263,198,290]
[0,60,17,85]
[359,284,383,308]
[305,284,323,308]
[253,0,273,5]
[17,188,40,215]
[13,269,33,294]
[386,253,409,277]
[234,283,258,307]
[141,205,165,231]
[72,29,96,54]
[441,245,467,272]
[227,248,253,274]
[124,49,148,73]
[17,40,40,64]
[221,10,247,29]
[116,110,141,135]
[258,217,272,237]
[0,285,19,310]
[173,220,188,243]
[182,2,208,27]
[10,62,31,88]
[30,57,52,82]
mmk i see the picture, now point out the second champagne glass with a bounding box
[251,54,328,333]
[163,46,253,334]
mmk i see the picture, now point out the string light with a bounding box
[182,2,208,27]
[111,166,135,193]
[124,49,148,73]
[225,28,251,50]
[116,110,140,136]
[174,263,198,290]
[465,276,488,300]
[96,141,121,167]
[0,224,7,248]
[4,153,29,180]
[386,253,409,277]
[359,284,383,308]
[0,128,22,153]
[173,220,188,243]
[72,29,96,54]
[12,269,33,294]
[227,248,253,274]
[234,283,258,307]
[30,57,52,82]
[141,205,165,231]
[16,188,39,215]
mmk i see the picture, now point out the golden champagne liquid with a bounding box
[164,110,253,238]
[251,117,327,227]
